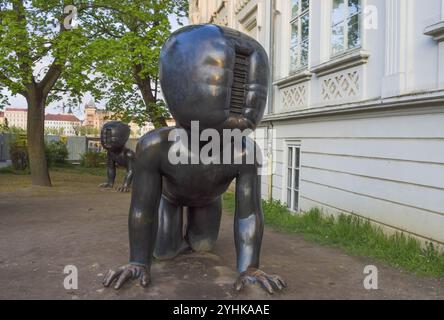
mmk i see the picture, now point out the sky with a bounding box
[1,13,188,121]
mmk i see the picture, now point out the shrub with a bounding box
[80,150,106,168]
[6,128,28,171]
[9,145,28,170]
[45,141,69,167]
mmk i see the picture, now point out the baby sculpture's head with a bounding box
[100,121,130,152]
[159,24,269,132]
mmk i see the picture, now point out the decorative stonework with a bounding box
[210,0,229,26]
[211,13,229,26]
[189,0,201,24]
[281,84,307,110]
[321,71,360,101]
[310,50,369,77]
[235,0,253,14]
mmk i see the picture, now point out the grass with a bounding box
[49,163,108,176]
[0,166,30,175]
[0,164,124,195]
[0,163,108,176]
[223,192,444,278]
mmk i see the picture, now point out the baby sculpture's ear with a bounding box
[222,29,270,130]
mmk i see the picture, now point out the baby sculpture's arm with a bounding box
[233,159,287,294]
[116,150,135,193]
[103,133,162,289]
[99,153,116,188]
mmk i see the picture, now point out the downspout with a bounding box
[267,121,274,202]
[267,0,276,115]
[267,0,277,202]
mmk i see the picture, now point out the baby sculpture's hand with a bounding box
[99,182,113,188]
[234,267,286,294]
[103,264,150,290]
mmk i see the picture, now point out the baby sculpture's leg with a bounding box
[186,197,222,252]
[153,195,188,260]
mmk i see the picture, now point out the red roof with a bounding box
[5,107,27,112]
[45,114,80,122]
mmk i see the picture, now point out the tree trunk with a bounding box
[133,64,167,128]
[138,81,167,128]
[26,90,51,187]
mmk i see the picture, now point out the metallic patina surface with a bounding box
[99,121,135,192]
[103,24,286,294]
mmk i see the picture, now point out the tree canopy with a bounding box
[0,0,188,186]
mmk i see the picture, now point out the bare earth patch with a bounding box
[0,170,443,300]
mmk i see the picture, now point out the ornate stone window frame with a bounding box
[274,70,313,89]
[310,48,370,77]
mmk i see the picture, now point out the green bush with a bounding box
[45,141,69,167]
[223,192,444,278]
[9,145,28,170]
[6,128,29,171]
[80,150,106,168]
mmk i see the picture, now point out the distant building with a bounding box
[84,100,113,130]
[0,111,4,125]
[45,114,81,136]
[4,108,27,130]
[83,100,161,138]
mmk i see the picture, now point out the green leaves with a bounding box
[0,0,187,127]
[86,0,187,127]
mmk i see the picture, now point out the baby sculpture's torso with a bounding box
[108,148,133,169]
[139,126,256,208]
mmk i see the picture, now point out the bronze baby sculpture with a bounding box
[103,24,286,294]
[99,121,135,193]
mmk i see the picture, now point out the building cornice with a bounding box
[262,90,444,123]
[310,49,370,77]
[274,70,313,89]
[424,21,444,42]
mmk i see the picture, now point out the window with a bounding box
[331,0,362,56]
[286,145,301,212]
[290,0,310,73]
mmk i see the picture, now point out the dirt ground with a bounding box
[0,170,443,300]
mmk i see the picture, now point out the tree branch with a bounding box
[38,60,64,97]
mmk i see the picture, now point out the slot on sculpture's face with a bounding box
[100,121,130,151]
[159,24,270,132]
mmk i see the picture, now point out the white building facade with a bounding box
[4,108,28,130]
[44,114,81,136]
[190,0,444,245]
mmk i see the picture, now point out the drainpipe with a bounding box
[267,0,276,115]
[267,121,274,202]
[267,0,277,202]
